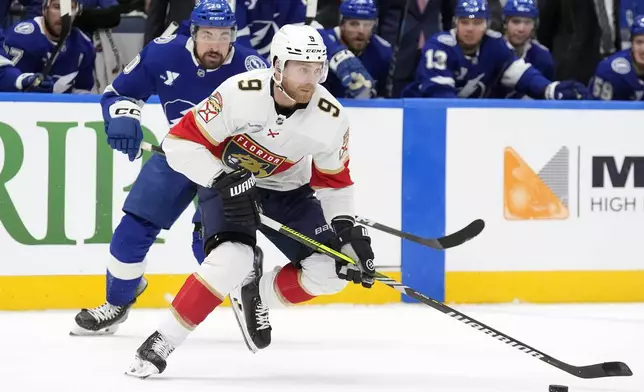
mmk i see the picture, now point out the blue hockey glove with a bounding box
[545,81,590,100]
[106,100,143,161]
[17,73,55,93]
[329,49,376,99]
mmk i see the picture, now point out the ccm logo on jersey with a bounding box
[230,175,256,197]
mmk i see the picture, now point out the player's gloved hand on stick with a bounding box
[213,168,262,230]
[329,49,376,99]
[332,216,376,288]
[544,81,590,100]
[106,100,144,161]
[17,73,55,93]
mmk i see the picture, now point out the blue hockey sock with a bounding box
[106,213,161,306]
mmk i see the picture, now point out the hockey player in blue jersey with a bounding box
[235,0,306,56]
[492,0,555,98]
[70,0,268,337]
[319,0,392,98]
[0,33,56,92]
[402,0,588,100]
[589,15,644,100]
[3,0,95,93]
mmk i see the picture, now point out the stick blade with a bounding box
[573,361,633,379]
[436,219,485,249]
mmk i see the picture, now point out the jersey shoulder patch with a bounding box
[436,33,457,47]
[13,21,34,35]
[486,30,503,39]
[153,34,177,44]
[611,57,631,75]
[245,55,268,71]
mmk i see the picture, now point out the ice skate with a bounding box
[230,246,272,352]
[70,277,148,336]
[125,330,175,378]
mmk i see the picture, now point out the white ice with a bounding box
[2,303,643,392]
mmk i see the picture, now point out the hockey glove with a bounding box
[213,168,262,230]
[17,73,55,93]
[332,216,376,289]
[544,81,590,100]
[329,49,376,99]
[106,100,143,161]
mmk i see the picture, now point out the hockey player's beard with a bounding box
[44,16,62,39]
[198,50,225,69]
[283,79,315,104]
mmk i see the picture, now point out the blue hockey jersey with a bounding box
[491,39,555,99]
[589,49,644,101]
[0,44,22,92]
[3,17,95,93]
[402,29,552,99]
[102,34,268,127]
[319,26,393,98]
[235,0,306,56]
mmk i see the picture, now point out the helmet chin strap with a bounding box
[272,71,297,103]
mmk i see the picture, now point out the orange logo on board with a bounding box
[504,147,569,220]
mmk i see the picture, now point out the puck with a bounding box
[549,385,568,392]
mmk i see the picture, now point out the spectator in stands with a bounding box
[589,14,644,100]
[319,0,392,99]
[538,0,620,85]
[0,26,55,91]
[378,0,453,97]
[3,0,95,93]
[143,0,194,45]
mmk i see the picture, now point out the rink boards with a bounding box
[0,95,642,309]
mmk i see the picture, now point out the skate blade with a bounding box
[124,356,160,379]
[69,324,120,336]
[228,293,259,354]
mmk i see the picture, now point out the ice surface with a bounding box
[2,303,642,392]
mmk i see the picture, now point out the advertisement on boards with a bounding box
[0,99,403,308]
[444,107,644,302]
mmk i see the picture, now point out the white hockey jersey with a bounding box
[164,68,354,221]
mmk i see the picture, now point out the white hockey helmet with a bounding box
[269,24,329,84]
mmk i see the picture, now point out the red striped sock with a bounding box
[171,273,223,329]
[275,264,316,305]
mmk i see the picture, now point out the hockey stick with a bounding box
[28,0,73,90]
[140,142,632,379]
[140,143,484,250]
[305,0,318,25]
[384,0,411,98]
[355,215,484,250]
[258,214,632,380]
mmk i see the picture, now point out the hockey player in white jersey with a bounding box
[125,24,377,378]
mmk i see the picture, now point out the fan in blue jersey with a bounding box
[3,0,95,93]
[589,14,644,100]
[235,0,306,56]
[318,0,392,99]
[491,0,555,98]
[402,0,589,100]
[70,0,268,337]
[0,29,56,92]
